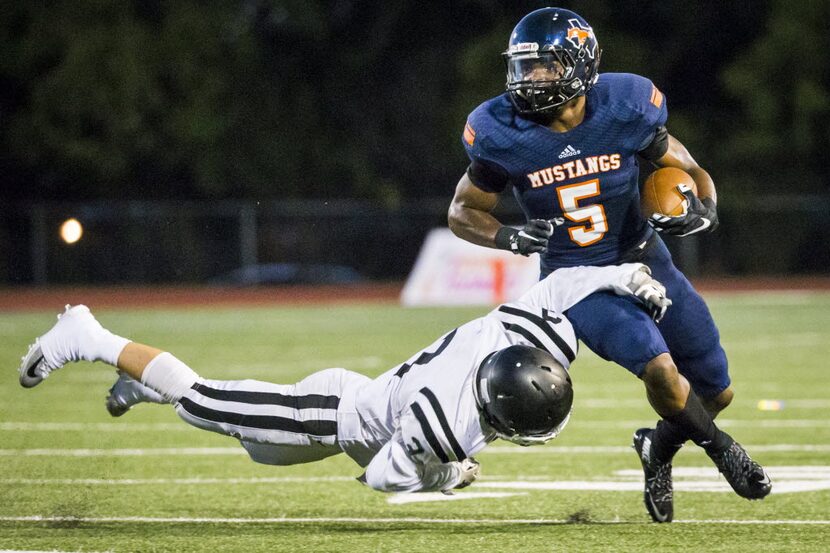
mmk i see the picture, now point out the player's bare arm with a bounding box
[654,134,716,203]
[448,173,554,256]
[447,173,501,248]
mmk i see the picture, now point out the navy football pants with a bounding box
[560,237,730,399]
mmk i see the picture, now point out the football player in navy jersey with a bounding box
[448,7,770,522]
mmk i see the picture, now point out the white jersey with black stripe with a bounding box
[357,263,644,492]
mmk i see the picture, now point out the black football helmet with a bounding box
[503,7,601,114]
[474,345,573,446]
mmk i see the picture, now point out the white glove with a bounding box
[441,457,481,495]
[625,266,672,323]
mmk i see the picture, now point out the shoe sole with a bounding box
[105,397,130,418]
[106,379,130,418]
[18,341,46,388]
[720,472,772,500]
[710,444,773,500]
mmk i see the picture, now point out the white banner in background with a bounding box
[401,228,540,306]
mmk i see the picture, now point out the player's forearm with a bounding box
[523,264,648,312]
[447,203,503,249]
[363,442,462,493]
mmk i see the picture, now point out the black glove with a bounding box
[648,185,719,237]
[495,220,554,256]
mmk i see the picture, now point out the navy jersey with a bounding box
[462,73,668,271]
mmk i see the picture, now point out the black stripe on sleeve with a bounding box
[418,388,466,462]
[191,383,339,410]
[395,328,458,378]
[498,306,576,362]
[178,397,337,436]
[410,402,450,463]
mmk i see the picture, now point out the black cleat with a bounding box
[707,440,772,500]
[633,428,673,523]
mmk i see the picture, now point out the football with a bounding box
[640,167,698,218]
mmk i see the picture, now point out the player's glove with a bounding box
[441,457,481,495]
[648,185,719,237]
[625,266,672,323]
[495,220,554,256]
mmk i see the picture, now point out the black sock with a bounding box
[650,420,684,464]
[651,390,732,464]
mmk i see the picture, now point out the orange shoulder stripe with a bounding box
[463,122,476,146]
[650,85,664,108]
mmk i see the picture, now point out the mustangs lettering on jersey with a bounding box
[526,153,622,188]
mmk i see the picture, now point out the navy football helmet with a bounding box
[503,7,601,114]
[474,345,573,446]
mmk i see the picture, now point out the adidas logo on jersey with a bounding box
[558,145,581,159]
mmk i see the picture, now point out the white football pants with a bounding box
[175,368,371,466]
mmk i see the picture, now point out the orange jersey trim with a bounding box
[463,123,476,146]
[650,85,664,108]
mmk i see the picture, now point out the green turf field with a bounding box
[1,292,829,552]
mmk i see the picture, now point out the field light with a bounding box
[60,218,84,244]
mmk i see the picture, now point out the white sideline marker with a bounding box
[387,492,527,504]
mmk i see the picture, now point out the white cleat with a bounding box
[106,370,164,417]
[18,304,101,388]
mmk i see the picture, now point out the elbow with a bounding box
[447,203,464,237]
[365,472,421,494]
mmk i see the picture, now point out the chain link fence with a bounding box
[1,196,828,285]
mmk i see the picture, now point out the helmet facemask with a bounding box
[503,49,585,114]
[502,8,602,115]
[482,403,573,447]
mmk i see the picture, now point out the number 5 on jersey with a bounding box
[556,179,608,246]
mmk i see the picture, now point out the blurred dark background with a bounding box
[1,0,828,285]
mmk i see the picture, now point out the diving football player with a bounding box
[20,264,666,494]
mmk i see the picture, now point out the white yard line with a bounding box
[568,419,830,429]
[0,515,827,526]
[0,444,828,457]
[615,466,830,478]
[2,466,826,491]
[578,399,830,409]
[0,422,188,432]
[3,414,828,433]
[0,447,246,457]
[484,444,830,454]
[0,476,355,485]
[0,550,112,553]
[0,551,112,553]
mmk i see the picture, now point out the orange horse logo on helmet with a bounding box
[566,19,597,59]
